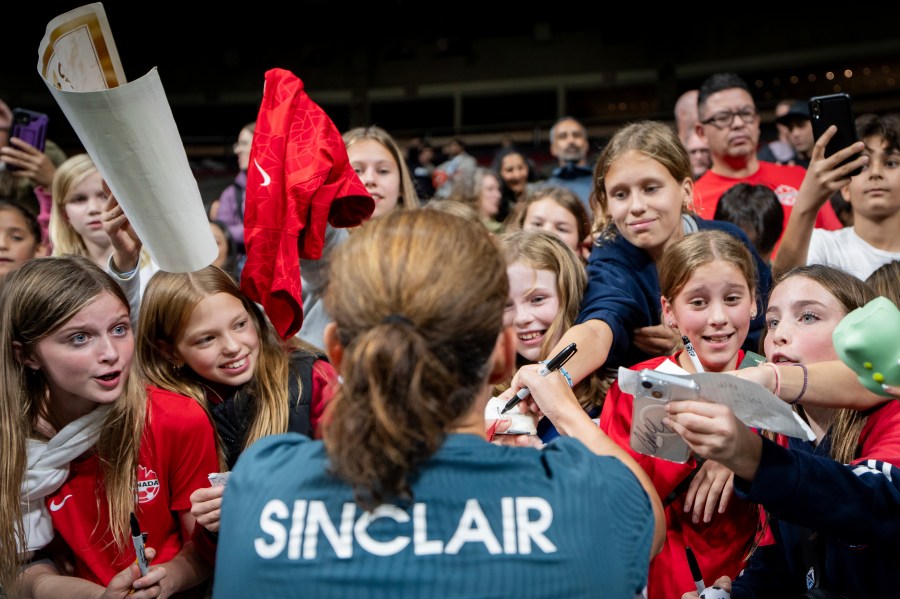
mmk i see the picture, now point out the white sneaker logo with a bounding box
[49,494,73,512]
[254,159,272,187]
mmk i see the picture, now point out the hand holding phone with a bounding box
[809,93,862,177]
[629,370,697,463]
[6,109,49,173]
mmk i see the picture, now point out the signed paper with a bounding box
[37,3,216,272]
[619,365,816,459]
[484,397,537,436]
[207,472,231,487]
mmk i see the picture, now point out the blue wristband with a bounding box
[558,366,573,387]
[540,359,573,387]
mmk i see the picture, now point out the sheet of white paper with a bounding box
[618,366,815,441]
[38,3,216,272]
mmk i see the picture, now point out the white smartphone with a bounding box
[636,369,700,401]
[629,369,699,463]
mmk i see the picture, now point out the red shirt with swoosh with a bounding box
[241,68,374,340]
[44,387,218,597]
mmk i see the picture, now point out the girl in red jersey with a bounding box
[0,255,218,599]
[599,229,764,599]
[671,265,900,598]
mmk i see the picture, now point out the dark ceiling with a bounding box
[4,3,900,159]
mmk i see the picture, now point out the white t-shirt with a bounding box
[808,227,900,279]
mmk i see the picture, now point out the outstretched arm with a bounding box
[665,400,900,546]
[772,126,867,278]
[540,319,613,387]
[730,360,887,410]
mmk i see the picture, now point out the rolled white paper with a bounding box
[38,3,216,272]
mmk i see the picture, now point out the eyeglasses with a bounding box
[700,107,758,129]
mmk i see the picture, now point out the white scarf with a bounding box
[19,404,112,553]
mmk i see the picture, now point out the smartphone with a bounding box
[8,109,49,172]
[809,93,862,177]
[629,370,698,463]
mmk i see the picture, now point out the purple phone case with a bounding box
[10,109,49,153]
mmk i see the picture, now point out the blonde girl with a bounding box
[343,126,419,218]
[498,228,607,418]
[1,255,217,599]
[137,265,337,532]
[49,154,157,321]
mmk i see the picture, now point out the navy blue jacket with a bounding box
[731,400,900,598]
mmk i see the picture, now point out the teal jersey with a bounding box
[214,433,654,599]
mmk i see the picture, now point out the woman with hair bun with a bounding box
[213,209,664,598]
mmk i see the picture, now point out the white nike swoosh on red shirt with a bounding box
[49,494,73,512]
[254,159,271,187]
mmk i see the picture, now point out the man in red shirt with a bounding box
[692,73,843,240]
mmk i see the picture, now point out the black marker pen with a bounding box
[130,512,149,576]
[501,343,577,414]
[686,545,705,594]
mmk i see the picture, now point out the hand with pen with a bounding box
[20,546,167,599]
[490,343,579,447]
[101,546,166,599]
[499,361,584,439]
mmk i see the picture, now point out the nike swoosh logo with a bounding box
[49,494,73,512]
[254,159,271,187]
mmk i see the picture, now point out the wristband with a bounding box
[558,366,573,388]
[761,362,781,397]
[787,362,808,405]
[106,253,138,278]
[539,359,573,387]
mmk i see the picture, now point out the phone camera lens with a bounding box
[641,381,652,389]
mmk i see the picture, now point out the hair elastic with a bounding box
[761,362,781,397]
[382,314,413,327]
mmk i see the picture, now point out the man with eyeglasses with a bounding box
[692,73,842,251]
